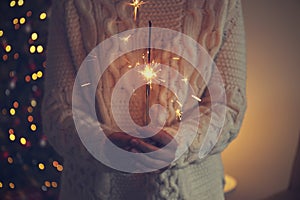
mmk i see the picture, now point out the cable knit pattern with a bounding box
[42,0,246,199]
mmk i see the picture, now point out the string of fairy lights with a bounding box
[0,1,151,198]
[0,0,62,199]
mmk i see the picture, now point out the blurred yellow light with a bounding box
[5,45,12,53]
[19,17,26,24]
[31,32,38,40]
[10,1,16,7]
[0,30,3,37]
[40,12,47,20]
[9,134,16,141]
[20,137,26,145]
[9,182,15,189]
[10,108,16,116]
[37,71,43,78]
[18,0,24,6]
[51,182,58,188]
[38,163,45,170]
[37,45,43,53]
[8,157,13,164]
[44,181,51,187]
[31,99,37,107]
[0,182,3,188]
[29,45,36,53]
[57,165,64,172]
[13,18,18,25]
[32,73,38,80]
[30,124,37,131]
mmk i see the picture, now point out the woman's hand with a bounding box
[131,128,178,172]
[107,129,178,172]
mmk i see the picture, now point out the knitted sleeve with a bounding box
[210,0,247,154]
[170,0,247,167]
[42,1,105,159]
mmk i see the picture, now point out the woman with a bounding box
[42,0,246,199]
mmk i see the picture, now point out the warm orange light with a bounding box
[56,165,63,172]
[129,0,146,21]
[44,181,51,187]
[140,64,157,84]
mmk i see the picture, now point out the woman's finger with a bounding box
[108,132,133,148]
[137,127,177,149]
[130,138,160,152]
[130,139,175,162]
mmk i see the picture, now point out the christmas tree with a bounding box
[0,0,62,199]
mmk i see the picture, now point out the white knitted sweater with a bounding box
[42,0,246,199]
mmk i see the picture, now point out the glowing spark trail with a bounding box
[175,109,182,121]
[81,83,91,87]
[128,0,146,21]
[191,95,202,102]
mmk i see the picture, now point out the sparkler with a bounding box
[145,21,152,124]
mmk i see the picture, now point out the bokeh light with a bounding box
[38,163,45,170]
[29,45,36,53]
[31,32,38,40]
[5,45,12,53]
[9,182,15,189]
[9,134,16,141]
[17,0,24,6]
[19,17,26,24]
[44,181,50,187]
[10,1,16,7]
[20,137,27,145]
[37,45,43,53]
[9,108,16,116]
[8,157,14,164]
[30,124,37,131]
[39,12,47,20]
[0,1,61,199]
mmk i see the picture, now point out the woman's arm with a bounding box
[162,0,247,168]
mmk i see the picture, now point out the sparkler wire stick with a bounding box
[145,21,152,124]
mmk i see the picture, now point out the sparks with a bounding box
[175,109,182,121]
[120,34,132,42]
[182,77,188,84]
[176,100,183,107]
[191,95,202,102]
[128,0,146,21]
[139,63,158,84]
[81,83,91,87]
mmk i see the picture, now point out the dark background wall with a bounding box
[223,0,300,199]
